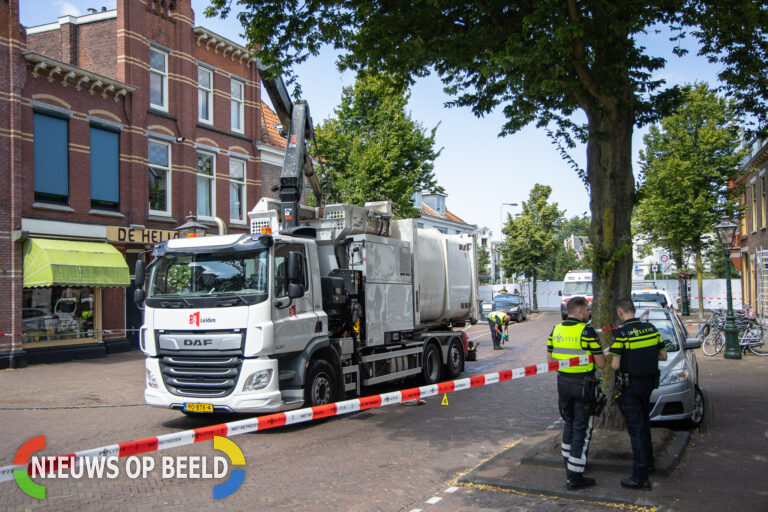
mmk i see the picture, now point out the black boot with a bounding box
[621,477,651,490]
[566,475,596,490]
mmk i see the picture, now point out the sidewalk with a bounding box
[460,351,768,511]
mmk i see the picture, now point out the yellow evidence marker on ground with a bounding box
[441,394,449,406]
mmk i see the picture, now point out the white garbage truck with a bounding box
[133,71,478,415]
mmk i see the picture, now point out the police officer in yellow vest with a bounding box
[487,311,511,350]
[547,297,606,490]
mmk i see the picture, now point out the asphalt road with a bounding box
[0,312,621,511]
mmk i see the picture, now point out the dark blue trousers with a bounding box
[557,373,595,478]
[619,377,656,481]
[488,319,500,348]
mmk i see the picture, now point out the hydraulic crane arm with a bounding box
[260,69,323,230]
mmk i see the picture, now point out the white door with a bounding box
[272,242,319,354]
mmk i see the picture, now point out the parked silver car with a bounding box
[635,303,705,427]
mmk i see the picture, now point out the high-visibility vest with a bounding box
[488,311,506,324]
[550,322,594,373]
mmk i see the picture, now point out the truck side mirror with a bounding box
[135,260,146,287]
[558,290,562,296]
[288,283,305,299]
[287,251,303,283]
[133,288,146,305]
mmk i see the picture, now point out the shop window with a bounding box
[33,112,69,204]
[231,79,244,133]
[230,158,246,222]
[22,287,98,344]
[198,66,213,124]
[197,151,215,218]
[149,140,171,215]
[90,126,120,210]
[149,47,168,111]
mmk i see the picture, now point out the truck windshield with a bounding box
[562,282,593,296]
[149,250,268,298]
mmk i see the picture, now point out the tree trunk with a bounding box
[587,105,634,431]
[696,249,704,322]
[532,274,539,311]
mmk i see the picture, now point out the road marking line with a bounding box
[444,486,459,493]
[426,496,442,505]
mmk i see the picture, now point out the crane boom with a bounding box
[259,68,323,230]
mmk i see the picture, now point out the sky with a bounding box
[21,0,723,238]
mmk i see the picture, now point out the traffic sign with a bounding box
[660,254,669,263]
[652,264,659,272]
[663,264,672,274]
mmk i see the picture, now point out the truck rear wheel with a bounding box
[304,359,337,407]
[446,339,464,379]
[422,343,442,385]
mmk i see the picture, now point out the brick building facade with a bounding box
[736,137,768,313]
[0,0,284,368]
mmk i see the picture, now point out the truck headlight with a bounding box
[146,368,159,389]
[660,368,689,386]
[242,369,273,392]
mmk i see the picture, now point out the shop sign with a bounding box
[107,226,180,244]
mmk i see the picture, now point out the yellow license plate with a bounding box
[184,403,214,413]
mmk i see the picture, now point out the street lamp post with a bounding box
[714,219,740,360]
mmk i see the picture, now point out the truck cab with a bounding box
[560,270,593,320]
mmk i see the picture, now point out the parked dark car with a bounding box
[492,293,530,322]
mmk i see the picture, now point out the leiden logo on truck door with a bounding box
[189,312,216,326]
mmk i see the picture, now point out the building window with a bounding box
[197,151,215,218]
[90,126,120,210]
[148,140,171,214]
[230,158,246,222]
[231,79,244,133]
[741,190,748,235]
[22,287,98,344]
[762,175,766,229]
[149,47,168,110]
[752,183,758,232]
[33,112,69,204]
[198,66,213,124]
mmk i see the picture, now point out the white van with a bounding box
[560,270,593,320]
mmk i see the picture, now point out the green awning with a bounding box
[23,238,130,288]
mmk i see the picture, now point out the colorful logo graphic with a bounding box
[14,436,45,500]
[213,436,245,499]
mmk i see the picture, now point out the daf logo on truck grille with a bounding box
[184,339,213,347]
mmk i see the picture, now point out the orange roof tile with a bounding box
[445,209,467,224]
[261,101,286,150]
[421,204,469,225]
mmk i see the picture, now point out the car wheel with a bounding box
[685,385,705,428]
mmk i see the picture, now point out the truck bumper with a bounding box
[144,357,292,413]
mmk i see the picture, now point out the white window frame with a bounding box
[148,140,172,216]
[149,47,168,111]
[229,158,247,223]
[198,66,214,125]
[196,151,216,220]
[230,78,245,134]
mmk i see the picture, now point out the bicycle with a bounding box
[699,308,768,356]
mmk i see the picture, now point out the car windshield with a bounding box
[149,250,268,297]
[494,295,520,308]
[633,292,667,307]
[645,318,680,352]
[563,282,593,296]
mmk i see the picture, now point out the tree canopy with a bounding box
[499,184,562,309]
[312,73,442,217]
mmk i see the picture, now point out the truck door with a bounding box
[273,241,319,353]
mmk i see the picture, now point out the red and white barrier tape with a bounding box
[0,355,593,483]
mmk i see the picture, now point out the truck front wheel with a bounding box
[422,343,442,385]
[304,359,337,407]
